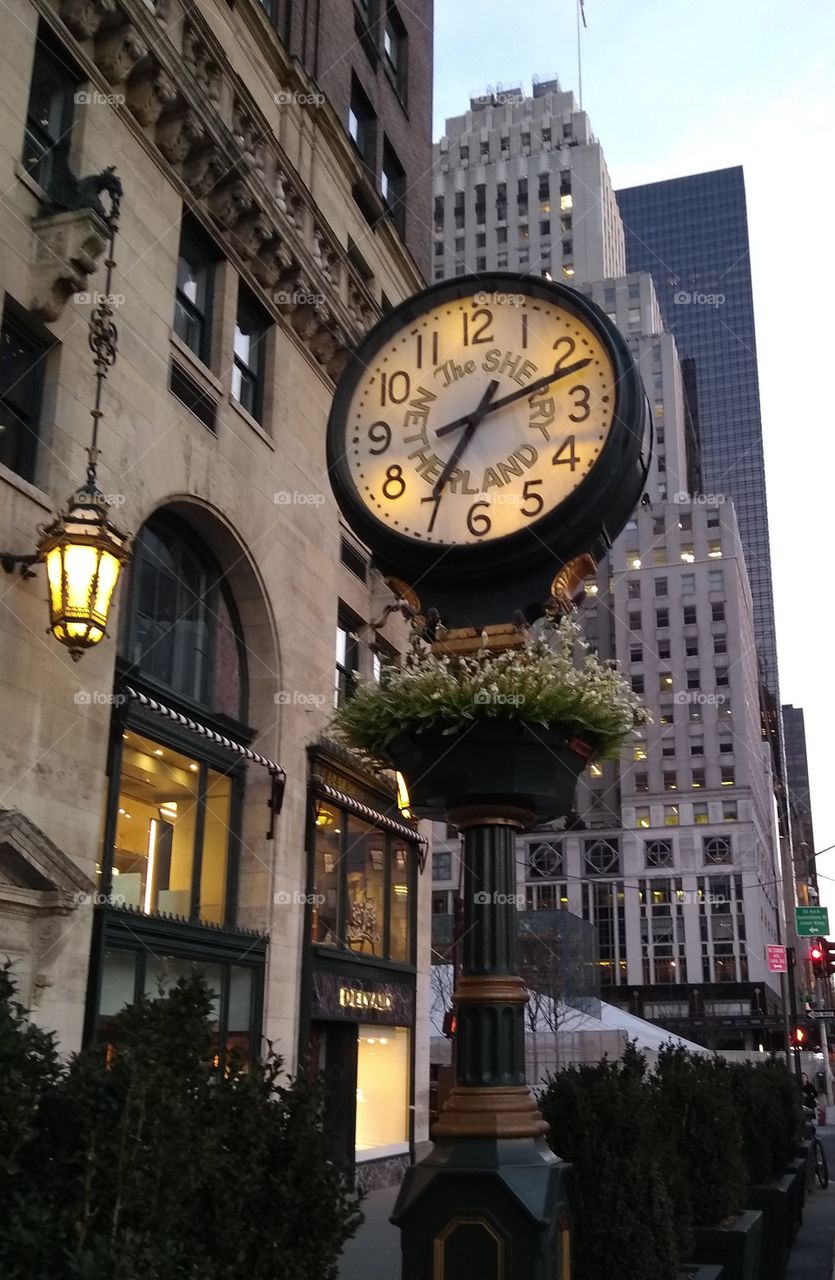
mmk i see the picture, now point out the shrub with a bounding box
[0,974,361,1279]
[653,1045,746,1232]
[538,1044,680,1280]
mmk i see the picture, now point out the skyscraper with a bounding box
[431,91,787,1051]
[782,705,818,902]
[616,169,778,702]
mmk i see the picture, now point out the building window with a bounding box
[433,851,452,881]
[654,578,668,597]
[686,670,700,690]
[693,803,708,825]
[125,515,245,718]
[335,610,361,707]
[584,839,620,875]
[383,3,408,99]
[311,803,416,965]
[527,840,563,879]
[681,572,695,594]
[723,802,738,821]
[690,739,704,757]
[381,139,406,236]
[704,836,732,864]
[708,569,724,593]
[683,605,697,625]
[174,221,216,364]
[356,1025,410,1153]
[720,767,735,787]
[691,769,705,789]
[630,644,643,663]
[664,805,679,827]
[658,639,671,660]
[634,774,649,793]
[659,672,674,693]
[627,581,641,600]
[712,604,725,623]
[662,742,676,757]
[680,545,695,564]
[349,75,376,170]
[629,612,642,631]
[110,731,236,925]
[0,312,45,482]
[646,840,673,868]
[656,608,669,628]
[708,540,723,559]
[631,675,644,694]
[714,635,727,655]
[663,772,677,792]
[23,27,80,188]
[635,808,650,829]
[716,668,729,687]
[232,288,268,422]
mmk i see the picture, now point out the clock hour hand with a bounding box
[432,380,499,500]
[434,358,593,439]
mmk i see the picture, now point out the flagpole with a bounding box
[576,0,583,108]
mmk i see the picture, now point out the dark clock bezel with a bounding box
[326,272,650,587]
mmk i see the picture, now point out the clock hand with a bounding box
[434,358,593,439]
[432,380,499,500]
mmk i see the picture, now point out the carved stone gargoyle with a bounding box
[30,146,122,322]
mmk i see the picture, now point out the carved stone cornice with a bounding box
[44,0,393,379]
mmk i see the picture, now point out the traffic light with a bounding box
[810,938,825,974]
[793,1026,807,1047]
[442,1009,457,1039]
[823,939,835,978]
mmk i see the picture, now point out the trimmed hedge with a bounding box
[0,969,361,1280]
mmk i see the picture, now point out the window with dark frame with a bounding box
[381,138,406,236]
[232,287,269,423]
[0,311,46,482]
[348,74,377,172]
[335,609,361,707]
[383,2,408,101]
[173,221,216,364]
[23,27,81,189]
[311,797,416,964]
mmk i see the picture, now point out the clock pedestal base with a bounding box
[390,812,575,1279]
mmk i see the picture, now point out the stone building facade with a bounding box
[0,0,432,1187]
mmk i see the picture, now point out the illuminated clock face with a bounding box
[335,290,618,547]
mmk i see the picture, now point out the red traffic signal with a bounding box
[809,937,835,977]
[442,1009,457,1039]
[793,1026,807,1046]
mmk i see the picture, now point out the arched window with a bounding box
[124,514,246,722]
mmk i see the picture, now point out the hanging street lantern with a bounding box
[1,172,130,658]
[39,482,130,659]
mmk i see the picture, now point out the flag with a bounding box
[579,0,587,26]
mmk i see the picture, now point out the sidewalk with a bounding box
[339,1131,835,1280]
[785,1127,835,1280]
[339,1185,400,1280]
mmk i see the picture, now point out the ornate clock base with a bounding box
[392,1137,575,1280]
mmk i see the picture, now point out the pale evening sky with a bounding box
[433,0,835,921]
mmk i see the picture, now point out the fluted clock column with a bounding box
[434,809,546,1139]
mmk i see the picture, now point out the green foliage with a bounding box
[333,615,648,762]
[538,1044,680,1280]
[0,974,361,1280]
[653,1045,747,1231]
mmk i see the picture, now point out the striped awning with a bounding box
[122,685,285,778]
[311,775,427,849]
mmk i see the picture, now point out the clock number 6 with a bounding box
[382,465,406,499]
[520,479,544,518]
[368,421,392,455]
[466,501,492,538]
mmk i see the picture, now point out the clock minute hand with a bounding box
[432,380,499,500]
[434,358,593,439]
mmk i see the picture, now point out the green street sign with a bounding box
[796,906,830,937]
